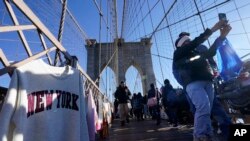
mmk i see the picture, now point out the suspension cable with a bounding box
[121,0,126,38]
[149,0,231,39]
[139,0,147,37]
[232,0,250,58]
[149,0,177,39]
[54,0,67,66]
[92,0,117,39]
[193,0,211,46]
[124,0,141,38]
[98,0,102,83]
[146,0,164,82]
[126,0,160,40]
[160,0,175,50]
[132,72,140,93]
[147,53,173,60]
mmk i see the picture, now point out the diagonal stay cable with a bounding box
[125,0,161,40]
[94,46,118,83]
[149,0,177,39]
[146,0,164,82]
[149,0,231,39]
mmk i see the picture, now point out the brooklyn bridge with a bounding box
[0,0,250,141]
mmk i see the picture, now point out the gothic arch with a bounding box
[125,64,144,94]
[86,38,156,95]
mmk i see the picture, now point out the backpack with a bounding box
[161,86,168,106]
[172,62,184,86]
[162,86,178,107]
[167,89,178,107]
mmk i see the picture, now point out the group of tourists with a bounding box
[113,80,186,127]
[114,19,234,141]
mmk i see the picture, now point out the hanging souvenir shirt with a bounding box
[86,89,98,141]
[0,59,89,141]
[103,102,112,124]
[96,94,103,131]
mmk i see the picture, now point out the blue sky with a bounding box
[68,0,250,98]
[1,0,250,101]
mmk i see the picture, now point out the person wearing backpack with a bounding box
[172,20,230,141]
[147,83,161,125]
[161,79,178,127]
[172,24,232,141]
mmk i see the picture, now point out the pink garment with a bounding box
[96,120,102,131]
[86,90,99,141]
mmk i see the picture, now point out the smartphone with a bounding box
[219,13,227,21]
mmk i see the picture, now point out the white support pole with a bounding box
[38,32,53,65]
[4,0,33,56]
[54,0,67,66]
[12,0,72,61]
[0,49,11,76]
[0,49,10,67]
[0,25,36,32]
[0,47,57,76]
[10,0,104,98]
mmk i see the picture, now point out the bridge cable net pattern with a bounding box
[91,0,118,101]
[1,0,250,109]
[0,0,118,112]
[121,0,250,90]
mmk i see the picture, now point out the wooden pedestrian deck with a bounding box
[97,119,194,141]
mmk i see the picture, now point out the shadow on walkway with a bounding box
[97,119,193,141]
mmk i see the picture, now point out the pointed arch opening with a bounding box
[99,67,117,102]
[125,65,143,96]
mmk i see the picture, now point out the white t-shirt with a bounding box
[0,59,89,141]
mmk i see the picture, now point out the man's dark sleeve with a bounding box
[114,90,118,99]
[203,37,226,59]
[176,29,213,57]
[198,44,218,70]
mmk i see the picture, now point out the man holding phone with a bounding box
[172,16,231,141]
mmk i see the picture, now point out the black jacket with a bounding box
[114,86,129,104]
[173,28,214,86]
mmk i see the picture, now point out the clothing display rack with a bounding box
[0,1,113,140]
[0,0,109,103]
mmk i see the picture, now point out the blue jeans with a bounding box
[186,81,214,138]
[212,97,232,140]
[185,87,232,140]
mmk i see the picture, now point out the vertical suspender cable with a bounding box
[139,0,147,37]
[106,0,109,98]
[149,0,176,47]
[132,72,140,93]
[98,0,103,84]
[54,0,67,66]
[120,0,126,38]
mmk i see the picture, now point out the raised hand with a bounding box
[211,20,228,32]
[220,24,232,38]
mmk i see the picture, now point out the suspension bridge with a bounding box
[1,0,250,140]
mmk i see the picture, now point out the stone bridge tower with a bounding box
[86,38,156,95]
